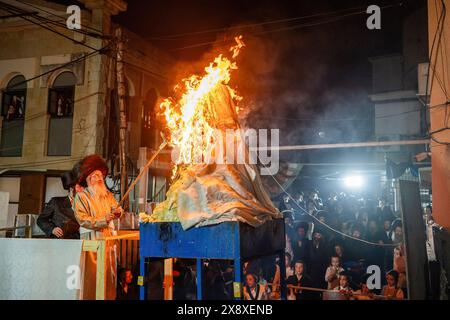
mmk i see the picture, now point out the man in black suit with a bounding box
[292,221,311,266]
[376,198,395,223]
[308,227,330,288]
[286,260,314,300]
[37,171,82,239]
[116,268,138,300]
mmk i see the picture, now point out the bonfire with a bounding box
[140,36,282,230]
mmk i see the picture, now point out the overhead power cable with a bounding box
[231,91,399,247]
[0,2,101,51]
[1,45,110,92]
[17,0,106,35]
[264,163,398,247]
[169,3,402,51]
[149,2,402,40]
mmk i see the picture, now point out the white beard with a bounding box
[91,181,109,198]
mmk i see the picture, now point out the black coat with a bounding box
[376,207,395,223]
[286,274,314,300]
[37,197,80,239]
[116,283,138,300]
[292,237,311,265]
[308,241,329,288]
[365,231,386,267]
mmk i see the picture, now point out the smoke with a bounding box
[163,20,373,160]
[232,31,372,150]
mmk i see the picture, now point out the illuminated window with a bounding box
[0,75,27,156]
[47,71,76,117]
[47,72,76,156]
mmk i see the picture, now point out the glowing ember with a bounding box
[160,36,245,177]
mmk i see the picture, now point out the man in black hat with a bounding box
[37,171,82,239]
[376,198,395,224]
[308,227,329,289]
[292,221,311,265]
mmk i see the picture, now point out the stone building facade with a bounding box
[0,0,172,224]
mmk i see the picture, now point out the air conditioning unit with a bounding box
[418,62,429,96]
[418,167,432,189]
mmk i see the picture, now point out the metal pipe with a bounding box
[118,141,167,208]
[252,139,430,151]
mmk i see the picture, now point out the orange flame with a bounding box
[160,36,245,176]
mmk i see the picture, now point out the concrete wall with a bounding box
[372,90,422,136]
[402,6,429,91]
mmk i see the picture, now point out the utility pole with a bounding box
[115,27,128,210]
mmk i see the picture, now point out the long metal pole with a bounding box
[119,141,167,208]
[253,139,430,151]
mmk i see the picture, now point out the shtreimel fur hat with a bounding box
[77,154,108,187]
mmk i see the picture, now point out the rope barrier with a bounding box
[267,282,391,300]
[230,96,398,247]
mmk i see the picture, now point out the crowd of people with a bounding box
[36,158,420,300]
[240,190,409,300]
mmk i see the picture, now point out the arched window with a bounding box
[47,71,76,156]
[48,71,76,117]
[1,75,27,157]
[1,75,26,120]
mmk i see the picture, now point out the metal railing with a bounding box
[0,225,31,237]
[0,214,34,238]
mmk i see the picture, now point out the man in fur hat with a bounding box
[72,154,123,239]
[73,155,123,299]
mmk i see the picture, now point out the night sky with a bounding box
[114,0,405,60]
[56,0,427,157]
[112,1,425,148]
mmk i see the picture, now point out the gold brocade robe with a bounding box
[73,188,121,300]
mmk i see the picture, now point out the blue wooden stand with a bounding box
[139,219,286,300]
